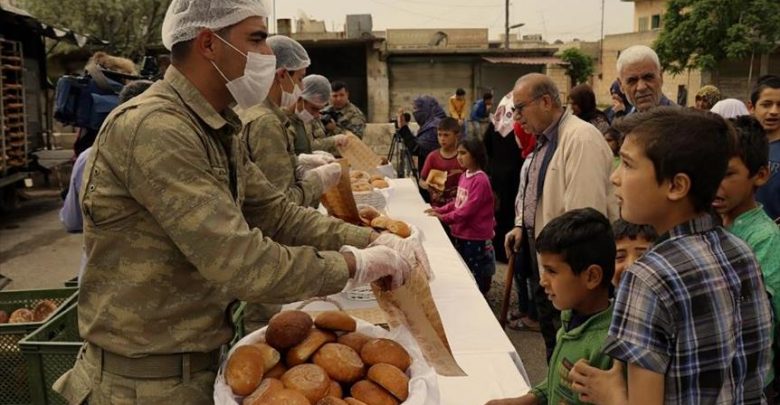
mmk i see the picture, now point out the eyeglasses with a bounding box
[512,95,543,116]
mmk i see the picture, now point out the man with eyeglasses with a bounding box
[504,73,618,360]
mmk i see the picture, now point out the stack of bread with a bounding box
[356,206,411,239]
[226,310,413,405]
[0,299,58,324]
[350,171,390,192]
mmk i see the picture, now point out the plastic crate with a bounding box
[63,277,78,288]
[19,304,82,405]
[0,288,77,405]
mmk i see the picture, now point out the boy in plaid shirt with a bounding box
[603,108,773,404]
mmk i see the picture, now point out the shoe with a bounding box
[507,317,541,332]
[509,310,527,321]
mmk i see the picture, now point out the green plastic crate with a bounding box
[62,278,78,288]
[19,304,82,405]
[0,288,77,405]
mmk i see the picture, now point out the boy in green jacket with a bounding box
[487,208,615,405]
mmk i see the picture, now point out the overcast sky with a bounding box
[271,0,635,42]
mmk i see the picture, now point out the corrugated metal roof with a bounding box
[482,56,567,65]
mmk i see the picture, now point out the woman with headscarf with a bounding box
[695,85,722,111]
[710,98,750,119]
[603,79,630,123]
[412,95,448,182]
[569,84,610,134]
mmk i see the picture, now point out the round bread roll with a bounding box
[287,328,337,366]
[255,388,311,405]
[370,179,389,189]
[314,311,357,332]
[8,308,34,324]
[360,339,411,372]
[367,364,409,401]
[352,182,373,193]
[350,171,371,182]
[358,206,381,225]
[344,399,369,405]
[313,343,365,383]
[250,343,281,371]
[264,362,288,379]
[327,380,343,398]
[369,216,391,230]
[281,364,331,404]
[386,221,411,238]
[317,397,349,405]
[0,310,8,324]
[337,332,372,354]
[226,345,266,396]
[243,378,284,405]
[350,380,399,405]
[266,310,313,349]
[32,300,58,322]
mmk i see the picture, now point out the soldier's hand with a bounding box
[334,134,349,148]
[340,245,411,289]
[309,162,342,191]
[370,229,432,280]
[504,227,523,259]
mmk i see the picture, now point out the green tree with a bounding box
[18,0,171,59]
[559,48,595,86]
[654,0,780,77]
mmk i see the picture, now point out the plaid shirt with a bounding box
[604,214,772,404]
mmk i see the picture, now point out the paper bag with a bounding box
[426,169,447,192]
[337,133,384,172]
[320,159,361,224]
[372,266,467,376]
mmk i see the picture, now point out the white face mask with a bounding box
[281,72,303,108]
[211,34,276,110]
[296,105,315,123]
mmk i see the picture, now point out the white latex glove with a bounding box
[312,150,336,163]
[297,153,330,174]
[370,228,433,280]
[307,162,342,191]
[340,245,412,289]
[334,134,349,148]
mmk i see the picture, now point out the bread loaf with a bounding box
[0,310,8,324]
[266,310,313,349]
[367,364,409,401]
[370,179,389,189]
[264,362,288,379]
[386,221,411,238]
[314,311,357,332]
[226,345,266,396]
[32,300,58,322]
[313,343,365,383]
[282,364,331,404]
[360,339,411,372]
[344,398,369,405]
[327,380,343,398]
[8,308,34,324]
[242,378,283,405]
[350,380,399,405]
[255,388,311,405]
[358,206,381,225]
[316,397,348,405]
[369,216,391,230]
[250,343,281,371]
[337,332,372,354]
[286,328,337,366]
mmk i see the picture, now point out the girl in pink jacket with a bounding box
[427,136,497,295]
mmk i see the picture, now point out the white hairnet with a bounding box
[267,35,311,71]
[301,75,331,106]
[710,98,749,119]
[161,0,269,50]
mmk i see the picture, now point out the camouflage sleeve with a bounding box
[245,117,323,207]
[124,112,362,303]
[306,120,339,154]
[336,106,366,138]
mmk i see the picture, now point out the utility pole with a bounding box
[599,0,605,71]
[504,0,510,49]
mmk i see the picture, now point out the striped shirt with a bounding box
[604,214,772,404]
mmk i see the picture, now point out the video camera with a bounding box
[319,106,343,127]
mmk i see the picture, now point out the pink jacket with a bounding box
[435,170,496,240]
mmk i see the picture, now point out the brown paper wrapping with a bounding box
[337,133,384,172]
[372,266,467,376]
[320,159,361,225]
[426,169,447,192]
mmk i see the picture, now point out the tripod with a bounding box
[387,130,418,181]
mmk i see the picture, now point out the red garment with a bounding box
[421,149,464,207]
[514,122,536,159]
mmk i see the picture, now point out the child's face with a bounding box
[456,145,476,170]
[713,157,767,217]
[437,130,458,150]
[751,88,780,134]
[539,252,600,312]
[605,133,620,156]
[610,135,670,228]
[613,236,651,288]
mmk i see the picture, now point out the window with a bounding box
[638,17,649,32]
[651,14,662,29]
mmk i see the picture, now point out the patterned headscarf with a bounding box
[696,85,722,108]
[413,96,447,146]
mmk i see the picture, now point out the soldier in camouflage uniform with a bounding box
[290,74,345,155]
[240,36,339,209]
[53,2,417,403]
[324,80,367,138]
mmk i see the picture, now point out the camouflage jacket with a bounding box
[289,112,338,155]
[240,100,322,208]
[328,102,366,138]
[78,66,372,357]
